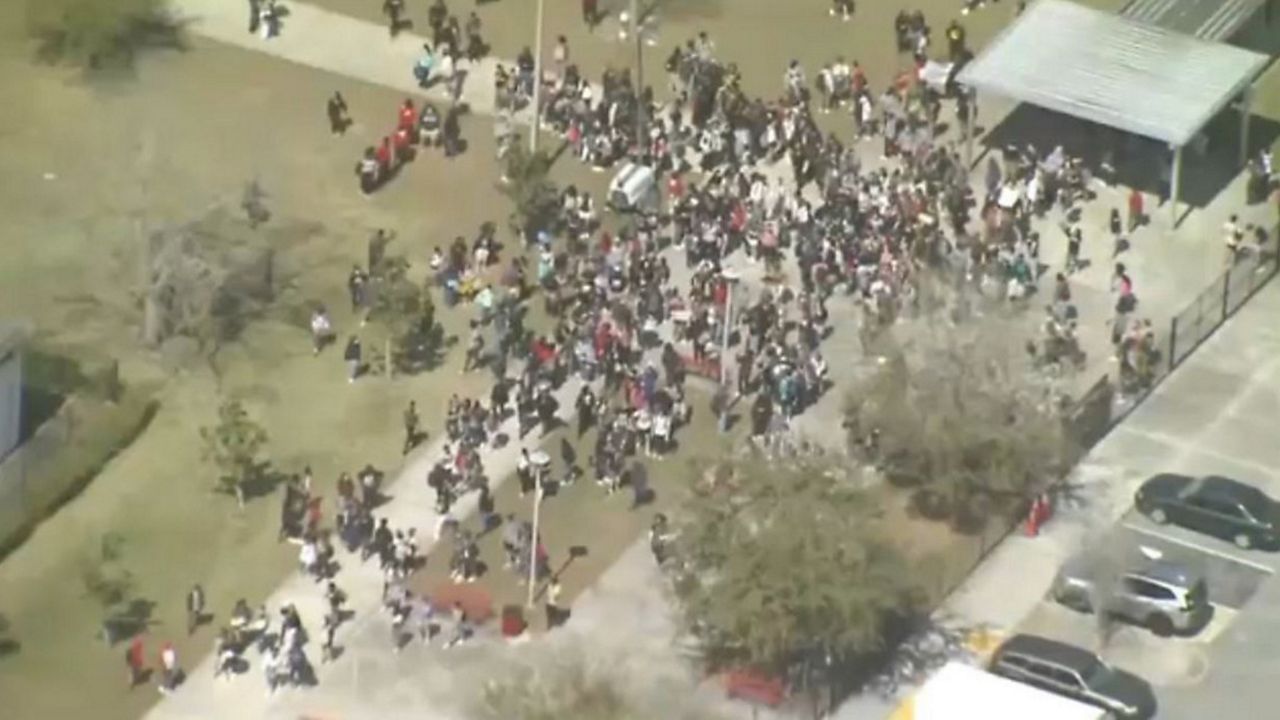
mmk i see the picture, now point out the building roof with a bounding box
[956,0,1269,147]
[1119,0,1267,41]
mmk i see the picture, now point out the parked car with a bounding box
[1051,555,1209,636]
[1134,473,1280,549]
[989,634,1156,719]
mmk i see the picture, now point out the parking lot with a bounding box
[1008,280,1280,719]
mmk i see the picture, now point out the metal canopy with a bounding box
[1120,0,1267,41]
[956,0,1269,147]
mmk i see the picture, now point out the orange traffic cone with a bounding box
[1024,497,1042,537]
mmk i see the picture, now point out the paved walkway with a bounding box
[175,0,509,117]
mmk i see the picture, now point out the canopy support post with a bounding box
[1239,84,1254,167]
[1170,145,1183,224]
[963,89,975,169]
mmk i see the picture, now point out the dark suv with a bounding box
[989,634,1156,719]
[1135,473,1280,549]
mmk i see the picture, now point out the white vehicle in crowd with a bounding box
[607,162,659,213]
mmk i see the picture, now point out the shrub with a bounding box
[26,0,185,71]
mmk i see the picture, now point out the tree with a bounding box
[844,310,1071,532]
[365,253,441,374]
[80,532,136,644]
[26,0,184,72]
[200,399,268,507]
[470,647,730,720]
[499,143,559,242]
[663,456,922,699]
[141,208,276,353]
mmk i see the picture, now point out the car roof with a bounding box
[996,634,1100,670]
[1058,555,1202,589]
[1202,475,1269,500]
[1135,560,1203,588]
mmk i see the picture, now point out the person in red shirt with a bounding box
[375,136,393,177]
[393,126,414,165]
[397,99,417,141]
[397,98,416,130]
[1127,188,1144,232]
[125,636,146,688]
[666,173,685,213]
[851,60,867,95]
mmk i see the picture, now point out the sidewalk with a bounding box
[174,0,506,116]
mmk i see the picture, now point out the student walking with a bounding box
[125,636,146,689]
[326,92,350,135]
[1127,187,1144,232]
[402,400,420,454]
[544,578,565,629]
[383,0,405,37]
[343,335,362,383]
[158,642,181,695]
[186,584,206,636]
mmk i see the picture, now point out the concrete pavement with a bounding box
[173,0,508,117]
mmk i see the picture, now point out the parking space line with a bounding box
[1121,522,1276,574]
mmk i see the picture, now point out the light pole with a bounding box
[529,0,546,152]
[719,270,738,386]
[621,0,656,154]
[525,470,543,607]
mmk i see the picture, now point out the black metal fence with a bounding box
[1169,246,1280,371]
[1067,228,1280,449]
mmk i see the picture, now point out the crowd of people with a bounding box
[145,0,1222,702]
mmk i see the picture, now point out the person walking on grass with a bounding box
[326,92,350,135]
[403,400,420,454]
[125,635,146,689]
[186,584,206,636]
[343,335,362,384]
[248,0,261,34]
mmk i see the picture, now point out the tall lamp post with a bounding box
[620,0,657,153]
[525,454,549,607]
[529,0,546,152]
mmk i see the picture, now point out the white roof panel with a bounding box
[956,0,1269,146]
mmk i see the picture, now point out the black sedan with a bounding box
[1134,473,1280,550]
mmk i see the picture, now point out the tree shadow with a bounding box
[834,615,972,704]
[0,638,19,658]
[103,598,159,646]
[240,462,287,502]
[31,7,191,76]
